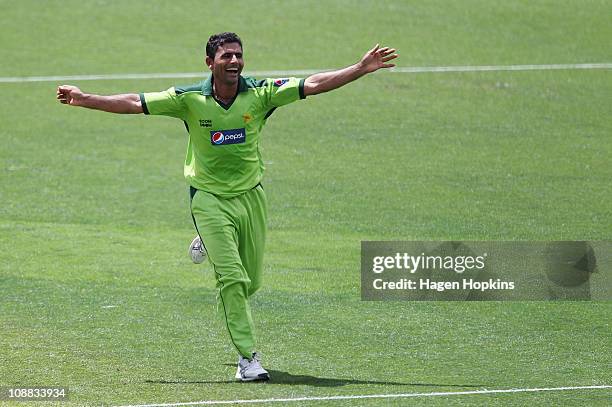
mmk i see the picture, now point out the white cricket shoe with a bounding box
[189,235,207,264]
[235,352,270,382]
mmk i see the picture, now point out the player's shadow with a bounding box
[262,369,483,388]
[145,366,484,388]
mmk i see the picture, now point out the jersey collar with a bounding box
[202,75,249,96]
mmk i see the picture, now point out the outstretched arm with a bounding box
[303,44,398,96]
[56,85,143,114]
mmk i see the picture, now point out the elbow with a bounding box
[132,100,144,114]
[303,77,322,96]
[129,94,144,114]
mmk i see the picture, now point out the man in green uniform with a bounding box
[56,32,397,381]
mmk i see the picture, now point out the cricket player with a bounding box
[57,32,397,381]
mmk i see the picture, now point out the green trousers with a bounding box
[190,184,267,358]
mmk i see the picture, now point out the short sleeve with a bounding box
[259,77,306,109]
[139,87,186,119]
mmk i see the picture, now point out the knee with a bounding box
[216,267,250,292]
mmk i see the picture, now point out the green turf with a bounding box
[1,1,611,406]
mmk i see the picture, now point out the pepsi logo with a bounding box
[211,131,225,144]
[210,128,246,146]
[273,78,289,87]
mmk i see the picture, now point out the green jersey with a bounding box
[140,75,305,198]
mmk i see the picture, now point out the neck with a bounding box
[213,79,238,102]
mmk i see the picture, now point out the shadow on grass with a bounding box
[145,366,485,388]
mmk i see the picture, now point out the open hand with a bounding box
[359,44,398,74]
[56,85,85,106]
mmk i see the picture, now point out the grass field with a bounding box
[1,1,611,406]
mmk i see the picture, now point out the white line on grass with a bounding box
[115,385,612,407]
[1,63,611,83]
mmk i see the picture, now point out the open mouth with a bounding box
[226,67,239,74]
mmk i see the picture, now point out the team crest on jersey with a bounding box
[273,78,290,87]
[210,128,246,145]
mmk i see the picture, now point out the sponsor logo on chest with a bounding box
[210,128,247,145]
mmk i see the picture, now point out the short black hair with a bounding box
[206,32,243,59]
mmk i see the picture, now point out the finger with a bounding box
[381,63,396,69]
[380,48,396,55]
[382,54,399,62]
[369,43,380,55]
[58,85,74,94]
[377,47,390,53]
